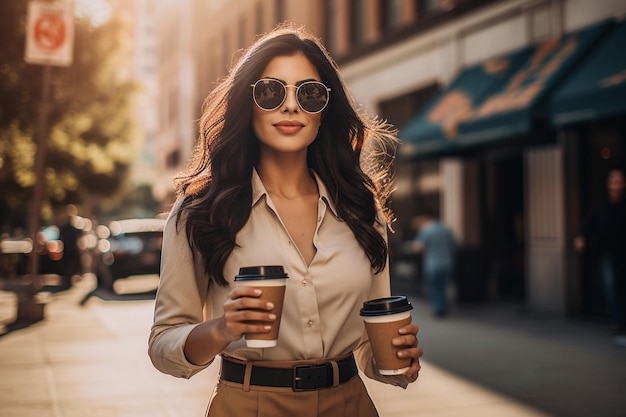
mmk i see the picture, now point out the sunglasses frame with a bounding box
[251,78,331,114]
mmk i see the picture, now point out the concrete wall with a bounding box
[526,146,566,313]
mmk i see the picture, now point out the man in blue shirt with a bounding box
[413,211,456,317]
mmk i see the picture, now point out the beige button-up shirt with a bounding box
[149,169,410,387]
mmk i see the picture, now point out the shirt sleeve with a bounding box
[148,203,212,379]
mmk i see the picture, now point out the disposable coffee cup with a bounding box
[360,296,414,375]
[234,265,288,348]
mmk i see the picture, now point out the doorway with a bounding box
[480,153,526,302]
[578,120,625,319]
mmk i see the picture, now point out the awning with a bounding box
[400,19,612,160]
[456,19,611,146]
[550,19,626,126]
[399,46,532,159]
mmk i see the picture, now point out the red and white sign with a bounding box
[24,1,74,67]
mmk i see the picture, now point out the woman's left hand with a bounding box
[393,323,423,382]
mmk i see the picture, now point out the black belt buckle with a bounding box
[292,363,333,391]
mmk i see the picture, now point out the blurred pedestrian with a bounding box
[413,210,456,317]
[574,168,626,336]
[148,24,422,417]
[57,205,81,288]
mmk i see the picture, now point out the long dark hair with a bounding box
[174,24,396,286]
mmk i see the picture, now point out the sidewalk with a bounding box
[412,298,626,417]
[0,275,622,417]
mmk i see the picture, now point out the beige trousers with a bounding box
[206,359,379,417]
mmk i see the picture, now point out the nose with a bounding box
[281,85,299,113]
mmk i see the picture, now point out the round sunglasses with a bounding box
[251,78,331,114]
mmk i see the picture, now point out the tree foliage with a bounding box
[0,2,141,229]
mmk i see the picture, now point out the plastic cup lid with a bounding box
[235,265,289,281]
[360,296,413,316]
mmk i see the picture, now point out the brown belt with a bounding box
[220,354,358,391]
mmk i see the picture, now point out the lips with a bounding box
[274,120,304,135]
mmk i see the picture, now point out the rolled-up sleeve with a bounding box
[354,218,414,388]
[148,206,212,379]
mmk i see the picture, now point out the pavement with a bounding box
[0,274,625,417]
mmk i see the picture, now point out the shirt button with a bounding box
[306,320,313,327]
[301,279,307,287]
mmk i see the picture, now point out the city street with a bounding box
[0,274,625,417]
[3,2,626,416]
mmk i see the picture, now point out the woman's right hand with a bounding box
[184,286,276,366]
[217,286,277,342]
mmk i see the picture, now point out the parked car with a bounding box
[0,228,68,285]
[39,225,77,284]
[95,218,165,292]
[0,238,33,280]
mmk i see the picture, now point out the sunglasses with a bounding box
[251,78,331,114]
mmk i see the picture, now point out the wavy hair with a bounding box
[174,24,397,286]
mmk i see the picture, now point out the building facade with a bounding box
[151,0,626,318]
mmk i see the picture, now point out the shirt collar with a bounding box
[251,167,340,218]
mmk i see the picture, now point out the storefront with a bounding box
[398,18,617,313]
[550,18,626,318]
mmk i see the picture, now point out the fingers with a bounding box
[404,354,422,381]
[392,323,419,348]
[219,287,277,341]
[398,345,423,380]
[225,287,274,312]
[392,323,423,381]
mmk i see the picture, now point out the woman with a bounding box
[148,24,423,417]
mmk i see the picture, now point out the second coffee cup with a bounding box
[360,296,414,375]
[234,265,288,348]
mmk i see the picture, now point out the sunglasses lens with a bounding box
[253,79,285,110]
[297,82,329,113]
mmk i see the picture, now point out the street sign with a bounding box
[24,1,74,67]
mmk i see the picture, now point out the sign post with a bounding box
[17,1,74,323]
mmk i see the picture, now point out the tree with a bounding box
[99,183,164,224]
[0,2,141,230]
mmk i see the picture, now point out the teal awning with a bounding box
[550,19,626,125]
[456,19,611,146]
[399,46,532,159]
[400,19,612,160]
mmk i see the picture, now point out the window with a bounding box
[165,149,181,169]
[349,0,368,46]
[238,15,247,50]
[419,0,468,15]
[222,29,230,72]
[324,0,340,54]
[378,83,439,131]
[275,0,284,23]
[255,2,264,35]
[381,0,414,34]
[168,87,178,125]
[419,0,441,14]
